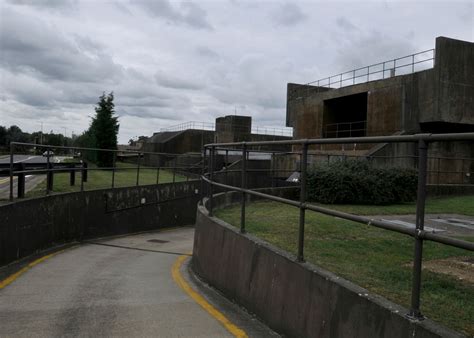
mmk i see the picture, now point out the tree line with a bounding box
[0,125,73,152]
[2,92,120,167]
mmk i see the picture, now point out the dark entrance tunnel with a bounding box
[323,92,368,138]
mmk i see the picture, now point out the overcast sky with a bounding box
[1,0,473,143]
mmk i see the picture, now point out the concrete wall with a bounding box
[0,181,200,267]
[192,192,464,338]
[423,37,474,125]
[216,115,252,143]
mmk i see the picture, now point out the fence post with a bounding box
[225,149,229,189]
[81,162,86,192]
[9,143,14,201]
[46,151,52,194]
[69,164,76,186]
[156,154,161,184]
[111,152,116,188]
[201,149,206,205]
[83,161,88,182]
[173,157,176,183]
[240,143,247,233]
[136,153,141,186]
[17,163,25,198]
[297,143,308,262]
[409,139,428,319]
[208,146,215,216]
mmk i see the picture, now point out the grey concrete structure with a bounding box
[286,37,474,184]
[0,181,200,266]
[216,115,252,143]
[143,115,292,167]
[192,191,465,338]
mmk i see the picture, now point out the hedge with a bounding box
[307,160,418,205]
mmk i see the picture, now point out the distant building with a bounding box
[141,115,293,168]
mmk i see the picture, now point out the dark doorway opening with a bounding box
[323,92,368,138]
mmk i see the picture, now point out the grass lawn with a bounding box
[26,162,188,198]
[216,196,474,336]
[314,194,474,216]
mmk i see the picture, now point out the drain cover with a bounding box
[147,239,169,244]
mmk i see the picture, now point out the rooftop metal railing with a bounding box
[289,49,435,101]
[201,132,474,320]
[160,121,293,137]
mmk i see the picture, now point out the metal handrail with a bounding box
[7,142,204,200]
[289,49,434,101]
[159,121,293,137]
[202,131,474,320]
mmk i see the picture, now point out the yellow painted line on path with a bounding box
[0,247,72,290]
[172,255,248,338]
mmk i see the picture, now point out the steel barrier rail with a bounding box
[10,165,204,175]
[202,131,474,320]
[288,49,434,101]
[10,142,203,158]
[205,132,474,147]
[8,141,205,201]
[201,175,474,252]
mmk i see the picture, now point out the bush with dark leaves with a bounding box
[307,160,417,205]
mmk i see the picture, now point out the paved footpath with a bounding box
[0,227,277,337]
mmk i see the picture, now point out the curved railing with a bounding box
[201,132,474,320]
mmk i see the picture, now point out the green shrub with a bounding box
[307,160,417,205]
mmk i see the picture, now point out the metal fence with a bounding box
[202,132,474,320]
[3,142,203,202]
[289,49,434,101]
[160,120,294,137]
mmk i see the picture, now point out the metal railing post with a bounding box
[156,155,161,184]
[201,149,206,205]
[80,162,86,192]
[208,146,215,216]
[409,139,428,319]
[173,157,176,183]
[225,149,229,189]
[136,153,141,186]
[240,143,247,233]
[17,163,25,198]
[111,152,116,188]
[46,149,51,195]
[69,164,76,186]
[9,143,14,201]
[297,143,308,262]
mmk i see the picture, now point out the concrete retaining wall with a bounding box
[0,181,200,267]
[192,191,464,338]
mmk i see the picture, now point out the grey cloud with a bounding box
[271,3,307,27]
[336,17,358,32]
[0,8,124,83]
[195,46,220,59]
[133,0,213,30]
[117,97,171,108]
[7,0,77,11]
[334,31,416,71]
[117,107,183,120]
[155,71,204,90]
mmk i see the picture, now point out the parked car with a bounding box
[42,150,54,157]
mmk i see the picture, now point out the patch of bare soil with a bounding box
[423,256,474,284]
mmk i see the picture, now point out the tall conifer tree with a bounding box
[91,92,119,167]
